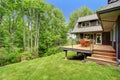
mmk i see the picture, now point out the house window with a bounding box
[82,21,89,27]
[84,34,94,40]
[78,22,81,28]
[108,0,118,4]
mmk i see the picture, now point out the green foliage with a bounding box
[96,6,105,12]
[7,52,21,63]
[44,47,61,56]
[68,6,93,29]
[39,7,68,56]
[0,48,8,66]
[6,47,21,63]
[20,52,33,60]
[0,0,67,65]
[0,47,22,66]
[65,39,77,46]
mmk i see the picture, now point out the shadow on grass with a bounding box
[68,55,84,61]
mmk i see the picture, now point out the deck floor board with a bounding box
[61,44,115,52]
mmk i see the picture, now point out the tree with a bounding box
[96,6,105,12]
[68,6,93,29]
[0,0,67,65]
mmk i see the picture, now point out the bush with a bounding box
[45,47,61,56]
[0,47,22,66]
[7,47,21,63]
[0,48,8,66]
[7,52,21,63]
[20,52,33,61]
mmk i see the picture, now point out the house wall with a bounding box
[90,20,98,26]
[102,32,111,45]
[79,33,103,44]
[78,32,111,45]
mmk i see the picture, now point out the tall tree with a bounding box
[68,6,93,29]
[0,0,67,58]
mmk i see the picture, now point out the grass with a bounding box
[0,52,120,80]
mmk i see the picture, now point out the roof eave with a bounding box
[71,30,103,34]
[97,6,120,14]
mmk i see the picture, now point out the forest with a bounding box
[0,0,68,66]
[0,0,95,66]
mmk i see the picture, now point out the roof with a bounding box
[97,0,120,13]
[72,25,103,33]
[72,14,103,33]
[77,14,98,22]
[97,0,120,32]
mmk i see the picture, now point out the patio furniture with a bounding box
[80,39,86,47]
[80,39,91,47]
[85,39,91,47]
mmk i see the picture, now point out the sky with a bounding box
[45,0,107,22]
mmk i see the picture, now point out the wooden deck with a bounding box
[61,44,92,54]
[93,45,115,52]
[61,44,115,53]
[61,44,115,56]
[61,44,116,65]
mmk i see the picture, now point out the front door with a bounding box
[96,33,102,44]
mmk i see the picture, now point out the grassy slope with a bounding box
[0,52,120,80]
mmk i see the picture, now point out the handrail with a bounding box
[90,39,94,51]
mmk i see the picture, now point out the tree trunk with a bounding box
[21,1,26,51]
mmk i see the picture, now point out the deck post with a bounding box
[116,24,119,64]
[83,53,87,63]
[64,50,68,60]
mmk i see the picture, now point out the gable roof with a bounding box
[98,0,120,13]
[97,0,120,32]
[77,14,98,22]
[71,25,102,33]
[72,14,103,33]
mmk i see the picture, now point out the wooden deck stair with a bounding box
[87,45,116,65]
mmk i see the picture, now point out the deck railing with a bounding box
[90,39,94,51]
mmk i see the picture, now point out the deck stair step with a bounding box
[87,48,116,65]
[93,51,116,56]
[92,54,116,61]
[93,49,115,53]
[87,57,116,65]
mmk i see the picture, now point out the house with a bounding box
[61,0,120,65]
[97,0,120,64]
[72,14,104,45]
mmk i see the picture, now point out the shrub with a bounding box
[0,48,8,66]
[7,52,21,63]
[20,52,33,61]
[0,47,22,66]
[7,47,21,63]
[45,47,61,56]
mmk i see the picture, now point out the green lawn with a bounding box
[0,52,120,80]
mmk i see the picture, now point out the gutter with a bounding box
[97,6,120,14]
